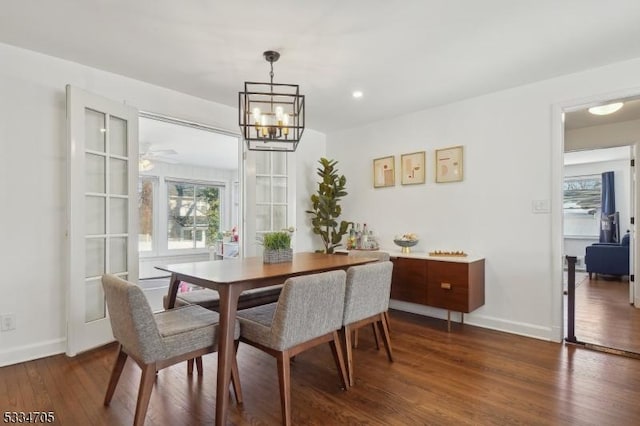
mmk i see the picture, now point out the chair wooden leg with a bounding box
[104,345,128,406]
[353,329,359,349]
[195,357,204,376]
[231,352,243,404]
[276,351,292,426]
[343,326,355,387]
[330,331,350,390]
[383,311,391,333]
[378,314,394,363]
[372,322,381,350]
[187,358,194,375]
[134,363,156,426]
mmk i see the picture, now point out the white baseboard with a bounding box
[389,300,555,341]
[0,338,66,367]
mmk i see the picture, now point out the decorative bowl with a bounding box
[394,239,419,253]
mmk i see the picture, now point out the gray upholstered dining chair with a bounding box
[101,274,242,426]
[342,261,394,386]
[347,251,391,348]
[236,270,349,426]
[162,283,283,375]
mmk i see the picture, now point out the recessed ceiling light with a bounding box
[588,102,624,116]
[352,91,363,99]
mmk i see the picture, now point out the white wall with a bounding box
[0,42,325,366]
[566,119,640,151]
[327,57,640,341]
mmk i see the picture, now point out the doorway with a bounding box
[561,96,640,354]
[136,113,242,311]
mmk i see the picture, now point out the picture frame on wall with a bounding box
[373,155,395,188]
[401,151,426,185]
[435,145,464,183]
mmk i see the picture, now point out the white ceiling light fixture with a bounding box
[239,51,305,152]
[352,90,363,99]
[139,158,154,172]
[588,102,624,116]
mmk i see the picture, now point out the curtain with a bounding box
[599,171,616,242]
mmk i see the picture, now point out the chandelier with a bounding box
[239,51,305,152]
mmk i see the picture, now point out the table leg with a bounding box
[166,273,181,309]
[215,284,243,426]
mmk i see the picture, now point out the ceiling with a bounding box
[564,97,640,130]
[2,1,640,133]
[139,117,238,170]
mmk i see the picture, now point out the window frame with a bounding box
[165,178,226,253]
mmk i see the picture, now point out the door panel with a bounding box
[66,85,138,355]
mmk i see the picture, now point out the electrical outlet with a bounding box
[1,313,16,331]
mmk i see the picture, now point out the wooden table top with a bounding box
[157,252,377,286]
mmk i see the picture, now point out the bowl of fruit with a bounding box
[394,233,419,253]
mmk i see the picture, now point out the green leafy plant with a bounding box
[306,157,350,254]
[262,231,291,250]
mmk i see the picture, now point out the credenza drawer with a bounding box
[426,279,469,312]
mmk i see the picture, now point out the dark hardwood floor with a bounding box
[3,310,640,425]
[574,273,640,354]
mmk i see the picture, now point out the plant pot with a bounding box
[263,248,293,264]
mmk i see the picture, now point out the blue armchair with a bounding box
[585,232,630,278]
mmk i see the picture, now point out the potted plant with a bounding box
[262,231,293,263]
[306,157,350,254]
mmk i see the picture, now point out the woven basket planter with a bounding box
[263,248,293,264]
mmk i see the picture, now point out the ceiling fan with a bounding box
[139,143,179,171]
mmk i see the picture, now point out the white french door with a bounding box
[243,150,296,257]
[66,85,139,356]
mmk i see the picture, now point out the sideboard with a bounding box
[389,252,485,331]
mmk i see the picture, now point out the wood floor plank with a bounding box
[2,310,640,425]
[575,275,640,353]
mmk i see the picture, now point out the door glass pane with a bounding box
[85,154,105,193]
[255,151,269,174]
[109,116,128,156]
[85,278,105,322]
[85,108,106,152]
[256,205,270,232]
[110,237,128,273]
[110,197,128,234]
[85,238,106,277]
[273,205,287,230]
[256,177,270,203]
[86,196,106,235]
[273,177,287,203]
[110,158,128,195]
[273,152,286,175]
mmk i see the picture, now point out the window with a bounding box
[167,180,223,250]
[138,177,155,252]
[563,174,601,237]
[255,151,288,236]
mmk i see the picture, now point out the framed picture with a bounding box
[435,145,463,183]
[373,155,395,188]
[401,151,426,185]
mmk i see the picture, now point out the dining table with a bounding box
[156,251,378,426]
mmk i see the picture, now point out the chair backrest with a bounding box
[343,261,394,325]
[348,250,390,262]
[269,270,346,351]
[102,274,166,363]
